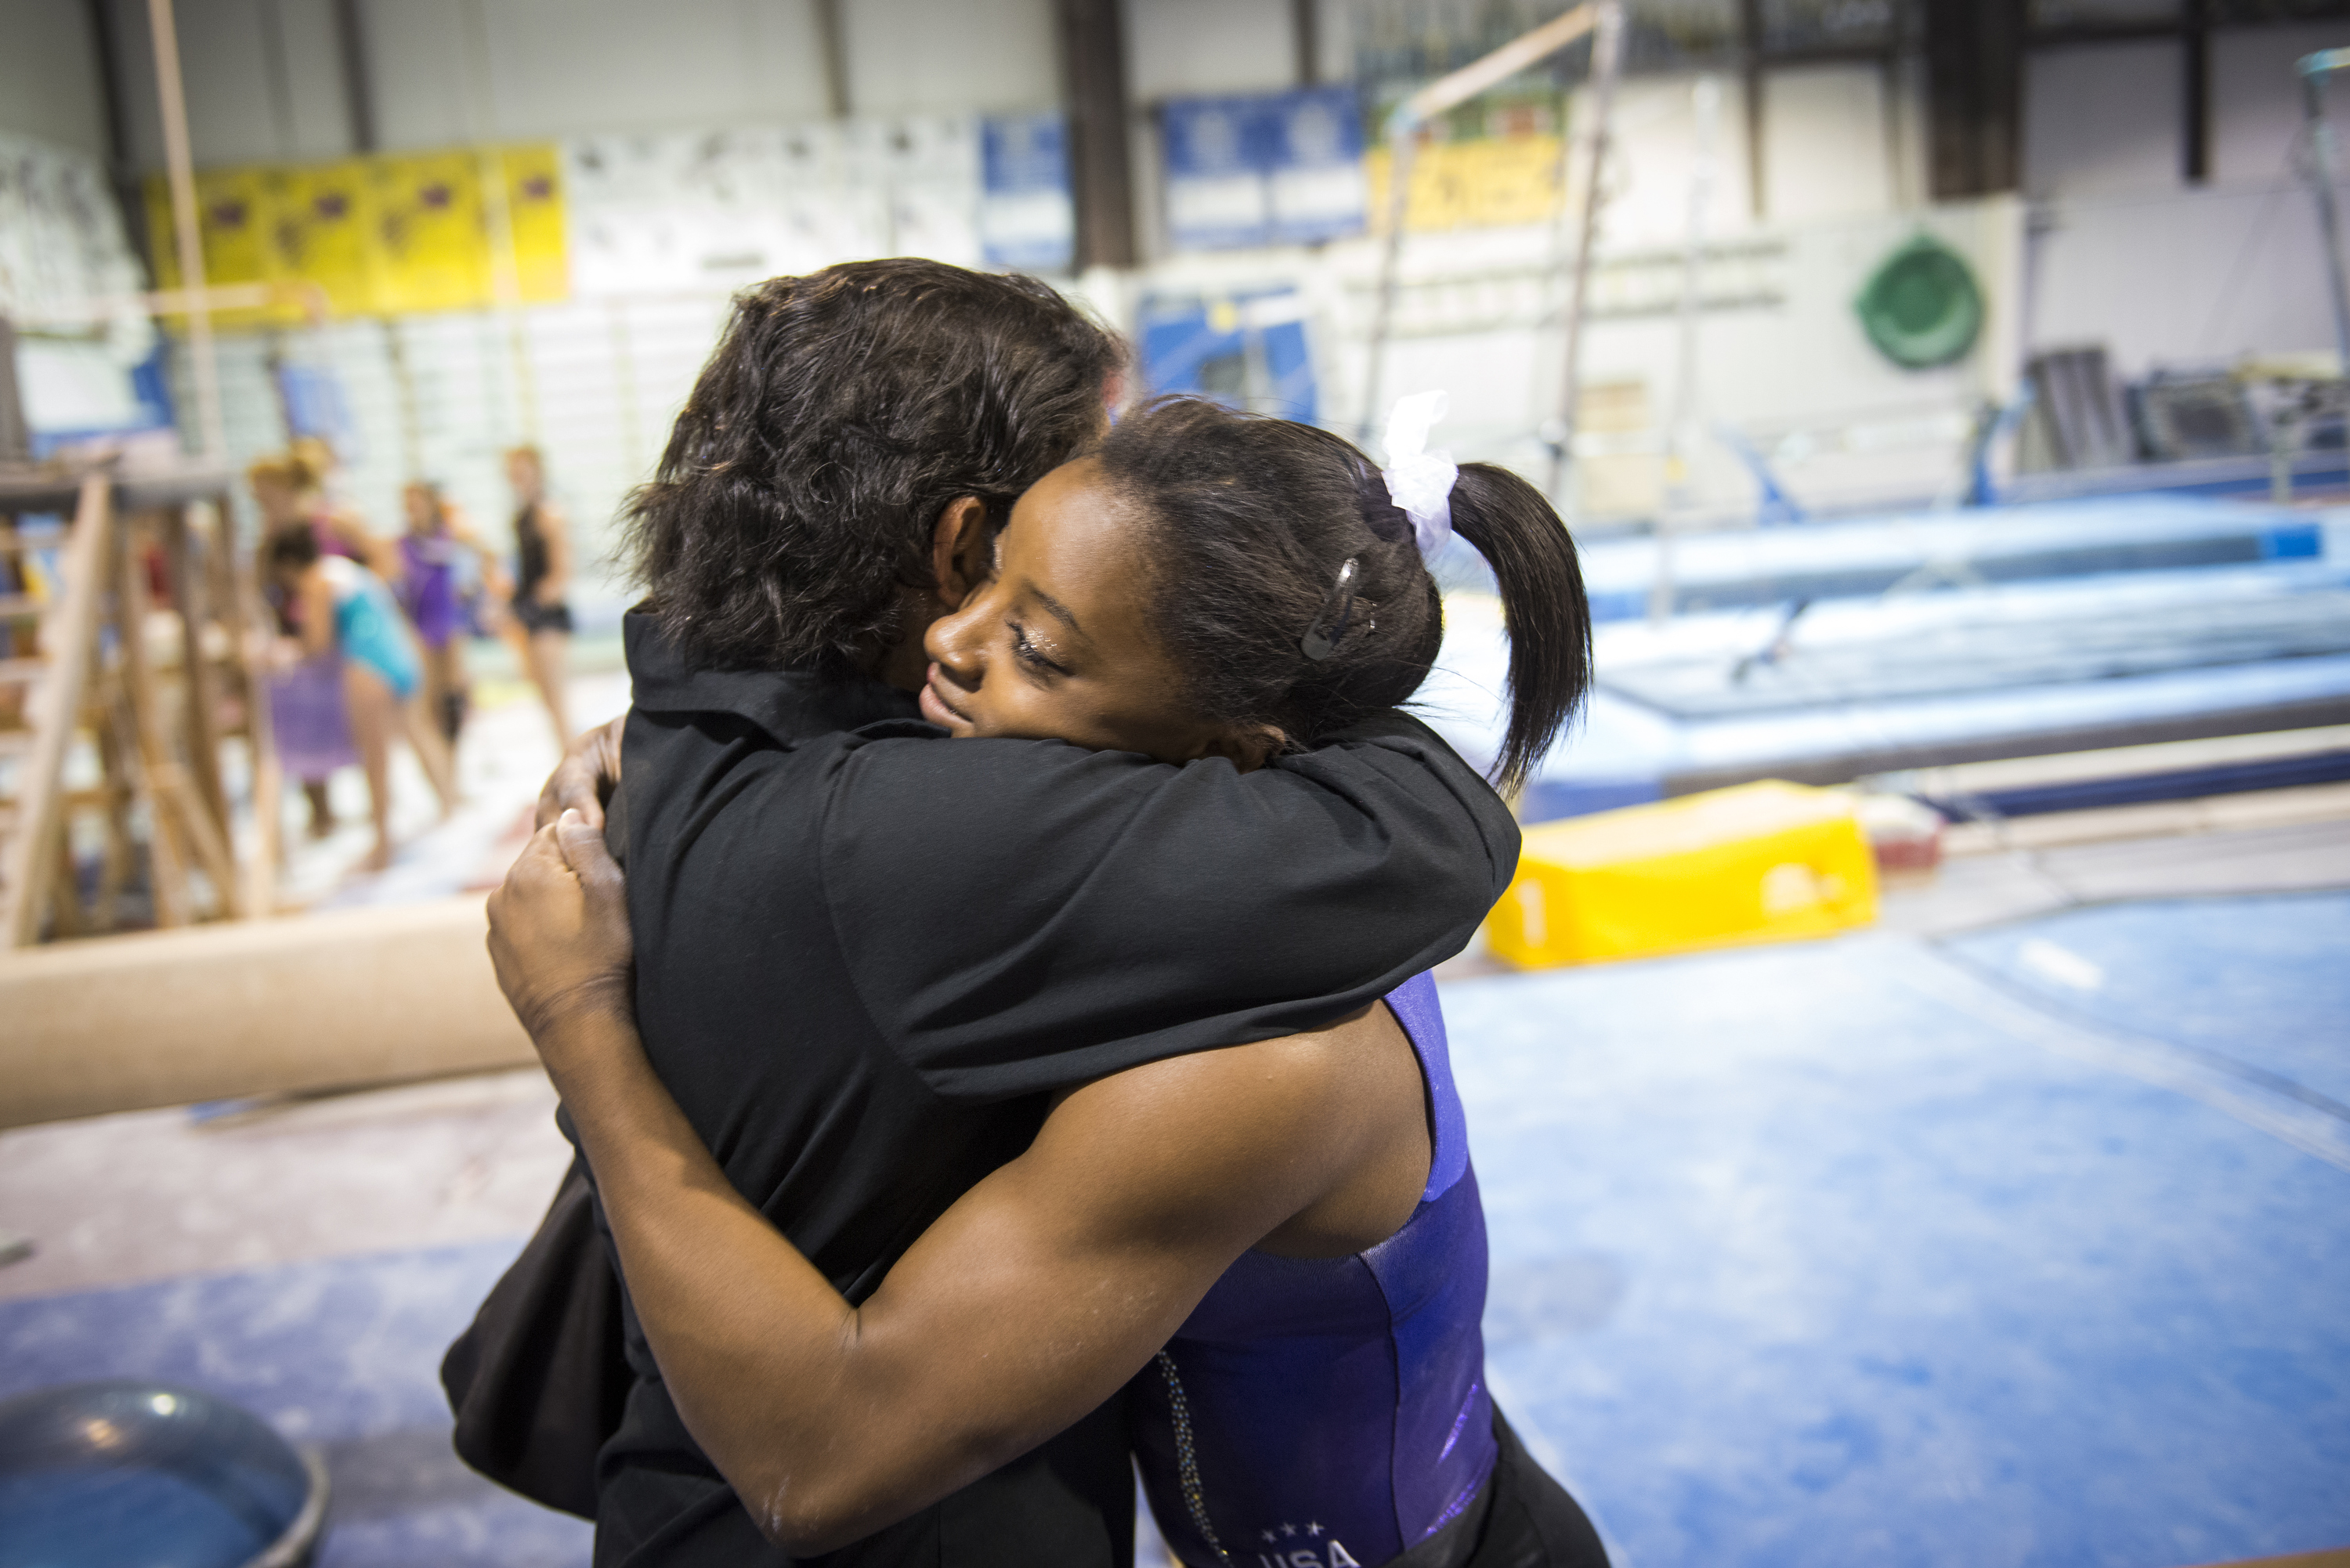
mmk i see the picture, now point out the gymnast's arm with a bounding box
[489,814,1413,1555]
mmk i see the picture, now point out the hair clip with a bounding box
[1300,557,1361,662]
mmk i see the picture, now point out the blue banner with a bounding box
[1138,288,1318,423]
[979,112,1074,272]
[1161,88,1365,252]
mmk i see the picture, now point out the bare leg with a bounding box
[525,627,571,746]
[302,780,335,839]
[425,640,470,742]
[342,662,397,873]
[401,692,459,815]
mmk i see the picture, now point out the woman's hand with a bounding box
[486,810,633,1045]
[535,715,624,830]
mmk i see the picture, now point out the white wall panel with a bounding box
[362,0,481,149]
[0,0,108,154]
[2211,22,2344,190]
[468,0,830,143]
[274,0,366,161]
[1593,75,1758,249]
[2023,38,2182,198]
[1762,65,1894,224]
[2030,182,2335,374]
[1125,0,1298,103]
[839,0,1058,116]
[175,0,309,164]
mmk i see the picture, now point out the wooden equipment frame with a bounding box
[0,467,280,946]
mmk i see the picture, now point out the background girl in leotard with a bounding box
[249,452,362,840]
[396,480,501,746]
[504,445,573,746]
[268,526,455,872]
[489,397,1609,1566]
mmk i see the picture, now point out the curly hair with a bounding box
[622,259,1125,671]
[1096,397,1592,794]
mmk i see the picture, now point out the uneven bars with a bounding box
[1397,3,1600,129]
[1359,3,1606,442]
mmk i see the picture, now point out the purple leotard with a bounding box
[398,530,464,649]
[1133,971,1496,1568]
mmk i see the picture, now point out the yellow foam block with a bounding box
[1487,780,1878,969]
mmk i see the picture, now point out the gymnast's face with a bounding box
[920,459,1260,768]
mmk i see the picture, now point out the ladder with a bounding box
[0,468,280,945]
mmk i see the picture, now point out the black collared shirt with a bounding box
[594,611,1518,1567]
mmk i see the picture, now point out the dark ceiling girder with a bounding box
[2184,0,2212,184]
[82,0,148,262]
[1925,0,2024,201]
[815,0,851,118]
[1739,0,1766,220]
[332,0,377,154]
[1057,0,1137,271]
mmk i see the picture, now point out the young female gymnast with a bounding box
[268,526,456,870]
[396,479,501,744]
[491,395,1609,1568]
[504,444,575,745]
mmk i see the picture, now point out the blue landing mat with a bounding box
[1943,893,2350,1112]
[0,1241,590,1568]
[3,895,2341,1568]
[1447,896,2349,1568]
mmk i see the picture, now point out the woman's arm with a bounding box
[489,815,1407,1554]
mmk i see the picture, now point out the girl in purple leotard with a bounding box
[250,451,361,839]
[396,480,500,746]
[488,396,1610,1567]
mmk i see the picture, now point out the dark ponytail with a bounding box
[1446,463,1593,793]
[1095,396,1592,796]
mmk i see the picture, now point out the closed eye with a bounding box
[1009,622,1070,678]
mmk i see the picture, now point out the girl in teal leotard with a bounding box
[269,526,455,873]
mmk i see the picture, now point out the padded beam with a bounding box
[0,897,534,1129]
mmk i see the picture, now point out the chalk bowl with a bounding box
[0,1381,328,1568]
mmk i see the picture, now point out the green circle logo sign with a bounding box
[1855,236,1983,370]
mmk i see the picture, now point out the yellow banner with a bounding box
[144,143,569,321]
[269,160,380,316]
[493,144,569,305]
[146,168,287,327]
[1365,134,1565,233]
[369,150,490,314]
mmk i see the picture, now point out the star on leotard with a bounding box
[1307,1522,1325,1537]
[1282,1522,1298,1537]
[1261,1530,1277,1544]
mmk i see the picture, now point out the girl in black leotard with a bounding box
[504,444,573,744]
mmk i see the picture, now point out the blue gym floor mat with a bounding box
[1941,893,2350,1113]
[1445,897,2348,1568]
[0,1241,589,1568]
[1,894,2340,1568]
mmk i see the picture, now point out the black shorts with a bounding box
[514,598,574,636]
[1397,1405,1612,1568]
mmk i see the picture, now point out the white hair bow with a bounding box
[1380,390,1458,562]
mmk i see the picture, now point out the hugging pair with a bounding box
[483,258,1608,1568]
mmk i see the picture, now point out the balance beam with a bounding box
[0,898,535,1129]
